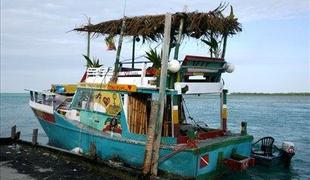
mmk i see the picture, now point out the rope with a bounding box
[182,97,208,131]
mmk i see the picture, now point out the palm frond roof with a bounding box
[74,4,241,40]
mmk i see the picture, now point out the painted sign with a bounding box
[80,83,137,92]
[92,91,122,116]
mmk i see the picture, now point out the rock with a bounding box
[42,152,50,156]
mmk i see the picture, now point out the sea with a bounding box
[1,93,309,179]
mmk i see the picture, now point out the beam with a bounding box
[111,17,126,83]
[150,13,172,176]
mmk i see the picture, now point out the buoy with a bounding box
[224,63,235,73]
[168,59,181,73]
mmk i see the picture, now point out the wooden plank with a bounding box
[151,13,171,176]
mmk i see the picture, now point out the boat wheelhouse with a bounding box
[28,5,255,179]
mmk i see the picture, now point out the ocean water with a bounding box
[1,93,309,179]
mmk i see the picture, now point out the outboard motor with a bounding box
[281,141,295,166]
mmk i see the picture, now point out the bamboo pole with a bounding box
[142,101,158,175]
[132,36,136,69]
[221,34,228,58]
[111,17,126,83]
[150,13,172,176]
[87,17,91,57]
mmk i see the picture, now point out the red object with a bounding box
[197,130,225,140]
[224,157,255,171]
[200,154,209,168]
[177,130,225,144]
[177,135,188,144]
[145,67,158,76]
[80,71,87,83]
[182,55,224,66]
[186,139,197,148]
[222,118,227,132]
[33,109,55,123]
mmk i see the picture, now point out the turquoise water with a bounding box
[1,93,309,179]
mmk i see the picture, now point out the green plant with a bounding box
[201,36,221,58]
[105,36,116,50]
[83,54,102,68]
[145,48,161,69]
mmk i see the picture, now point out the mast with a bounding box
[111,17,126,83]
[86,17,91,57]
[150,13,172,176]
[131,36,136,69]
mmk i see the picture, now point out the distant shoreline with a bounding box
[1,92,309,96]
[230,92,310,96]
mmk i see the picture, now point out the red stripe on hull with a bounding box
[32,109,55,123]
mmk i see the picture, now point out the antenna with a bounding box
[123,0,127,17]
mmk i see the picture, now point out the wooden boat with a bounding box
[251,137,295,167]
[28,5,256,179]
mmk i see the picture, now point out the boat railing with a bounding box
[27,90,57,109]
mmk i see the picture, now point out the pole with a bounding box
[220,89,228,132]
[142,101,158,175]
[150,13,171,176]
[131,36,136,69]
[111,17,126,83]
[87,17,91,57]
[11,125,16,139]
[32,129,38,145]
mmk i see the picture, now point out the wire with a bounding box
[182,97,208,131]
[123,0,127,17]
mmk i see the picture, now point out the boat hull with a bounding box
[33,108,253,179]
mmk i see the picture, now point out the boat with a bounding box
[251,137,295,167]
[28,4,256,179]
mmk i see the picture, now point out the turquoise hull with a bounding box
[35,110,253,179]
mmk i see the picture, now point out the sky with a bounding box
[1,0,309,93]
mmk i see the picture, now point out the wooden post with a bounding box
[174,6,187,83]
[11,125,16,139]
[143,101,158,175]
[87,17,91,57]
[220,89,228,132]
[15,131,20,140]
[241,121,247,135]
[111,17,126,83]
[173,14,184,60]
[32,129,38,145]
[132,36,136,69]
[151,13,172,176]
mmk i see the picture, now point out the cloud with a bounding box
[1,0,309,92]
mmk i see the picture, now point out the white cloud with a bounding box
[1,0,309,92]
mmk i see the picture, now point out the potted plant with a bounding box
[145,48,161,86]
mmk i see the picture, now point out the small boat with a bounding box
[251,137,295,167]
[28,4,257,179]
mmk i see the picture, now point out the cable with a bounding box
[182,97,208,131]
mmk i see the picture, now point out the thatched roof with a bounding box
[74,4,241,40]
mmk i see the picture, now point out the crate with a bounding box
[224,153,255,171]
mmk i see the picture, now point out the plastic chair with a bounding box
[252,136,275,156]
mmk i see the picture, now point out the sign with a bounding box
[80,83,137,92]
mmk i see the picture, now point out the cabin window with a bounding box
[71,89,122,116]
[71,89,92,110]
